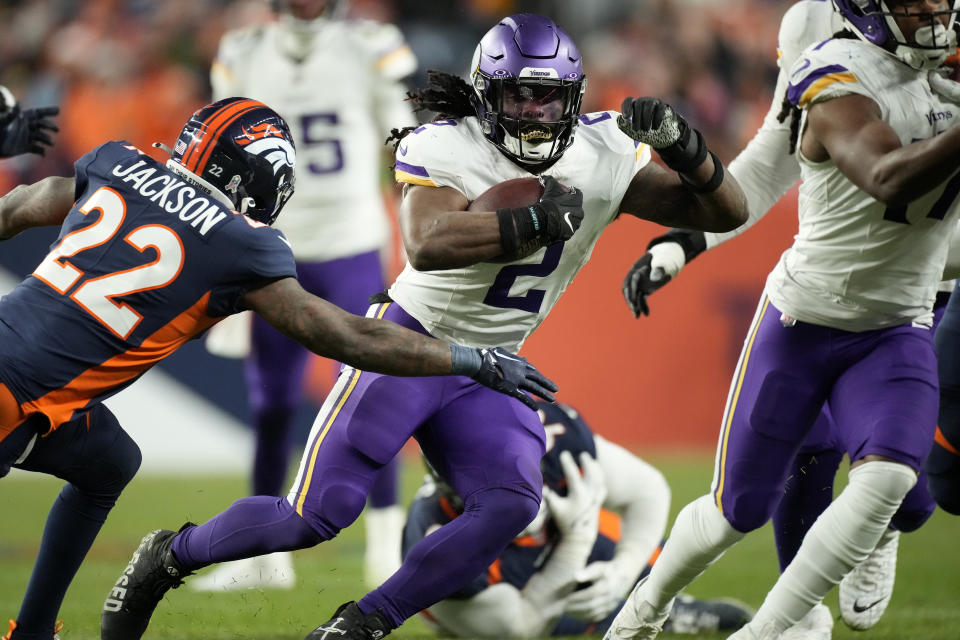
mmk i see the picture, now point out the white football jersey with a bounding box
[388,113,650,351]
[211,18,417,261]
[767,37,960,331]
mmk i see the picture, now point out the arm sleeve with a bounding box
[704,1,840,250]
[596,436,671,578]
[706,68,799,250]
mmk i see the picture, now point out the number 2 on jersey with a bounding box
[483,243,563,312]
[33,187,185,340]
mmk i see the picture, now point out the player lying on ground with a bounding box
[406,401,753,638]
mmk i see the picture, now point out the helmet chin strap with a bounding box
[164,159,236,210]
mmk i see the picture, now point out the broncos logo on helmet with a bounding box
[234,122,297,176]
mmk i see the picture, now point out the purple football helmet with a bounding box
[832,0,959,69]
[469,14,586,166]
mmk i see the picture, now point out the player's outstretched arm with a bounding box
[241,278,557,409]
[0,176,75,240]
[616,97,747,233]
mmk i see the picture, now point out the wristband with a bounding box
[658,128,707,174]
[678,150,725,194]
[450,344,482,377]
[497,205,543,259]
[647,228,707,264]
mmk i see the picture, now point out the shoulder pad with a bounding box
[786,39,874,108]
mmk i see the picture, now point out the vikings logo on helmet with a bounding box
[234,122,297,176]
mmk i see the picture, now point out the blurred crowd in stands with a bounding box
[0,0,787,189]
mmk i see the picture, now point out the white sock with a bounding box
[751,461,917,632]
[644,494,745,609]
[364,505,405,585]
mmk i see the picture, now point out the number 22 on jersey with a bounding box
[33,186,185,340]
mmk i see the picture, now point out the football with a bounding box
[467,177,544,212]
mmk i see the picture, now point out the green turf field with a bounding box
[2,455,958,639]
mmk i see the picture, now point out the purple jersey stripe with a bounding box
[395,160,430,178]
[787,63,851,106]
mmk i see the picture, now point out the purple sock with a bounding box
[368,456,400,508]
[170,496,323,570]
[773,449,843,572]
[890,469,936,532]
[358,487,539,626]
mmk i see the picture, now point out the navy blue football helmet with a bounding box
[167,97,296,225]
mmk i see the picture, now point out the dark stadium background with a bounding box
[0,0,796,452]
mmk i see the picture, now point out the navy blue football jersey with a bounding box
[0,141,296,430]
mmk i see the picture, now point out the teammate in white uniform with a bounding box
[607,2,960,639]
[621,3,950,635]
[194,0,418,591]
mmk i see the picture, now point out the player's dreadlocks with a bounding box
[777,30,857,155]
[385,70,476,155]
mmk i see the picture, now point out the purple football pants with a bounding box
[770,295,946,570]
[713,295,938,535]
[172,301,545,627]
[244,251,398,508]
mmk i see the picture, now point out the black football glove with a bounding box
[622,228,707,318]
[0,104,60,158]
[617,97,706,173]
[470,346,558,410]
[497,175,584,259]
[537,174,584,243]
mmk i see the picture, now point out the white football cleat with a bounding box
[188,552,295,591]
[839,527,899,630]
[725,620,780,640]
[603,578,673,640]
[780,603,833,640]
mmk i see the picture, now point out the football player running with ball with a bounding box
[605,1,960,639]
[0,96,551,640]
[100,13,746,640]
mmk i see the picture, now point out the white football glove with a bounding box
[542,450,606,543]
[564,560,636,622]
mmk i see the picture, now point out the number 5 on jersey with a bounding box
[33,186,185,339]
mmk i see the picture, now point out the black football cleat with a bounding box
[101,526,194,640]
[662,593,754,634]
[304,601,392,640]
